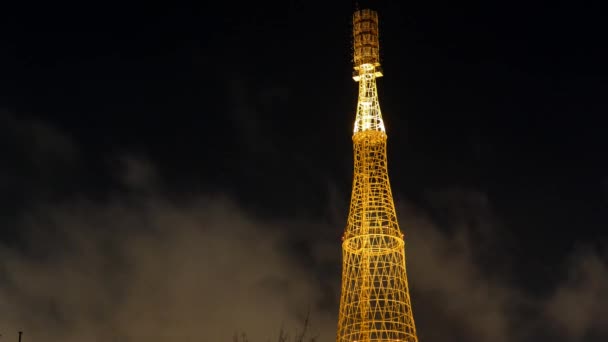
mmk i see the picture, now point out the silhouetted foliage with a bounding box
[233,311,318,342]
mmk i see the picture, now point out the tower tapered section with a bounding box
[337,9,419,342]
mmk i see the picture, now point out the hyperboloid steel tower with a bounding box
[337,8,419,342]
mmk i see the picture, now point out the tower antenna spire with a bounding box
[336,6,420,342]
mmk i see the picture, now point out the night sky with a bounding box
[0,1,607,341]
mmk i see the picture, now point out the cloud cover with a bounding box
[0,113,607,342]
[1,195,335,342]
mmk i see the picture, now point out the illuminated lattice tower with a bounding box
[337,9,419,342]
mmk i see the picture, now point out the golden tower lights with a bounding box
[337,9,419,342]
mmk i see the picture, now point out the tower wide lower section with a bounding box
[337,131,418,342]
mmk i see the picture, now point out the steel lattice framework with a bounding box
[337,9,419,342]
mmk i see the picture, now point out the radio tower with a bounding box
[337,8,419,342]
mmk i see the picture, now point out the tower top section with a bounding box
[353,9,383,81]
[352,8,385,133]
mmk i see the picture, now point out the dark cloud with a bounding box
[0,113,78,192]
[0,196,335,342]
[117,156,160,190]
[0,116,607,342]
[1,185,606,342]
[399,199,515,342]
[545,248,608,340]
[0,113,78,166]
[0,112,82,227]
